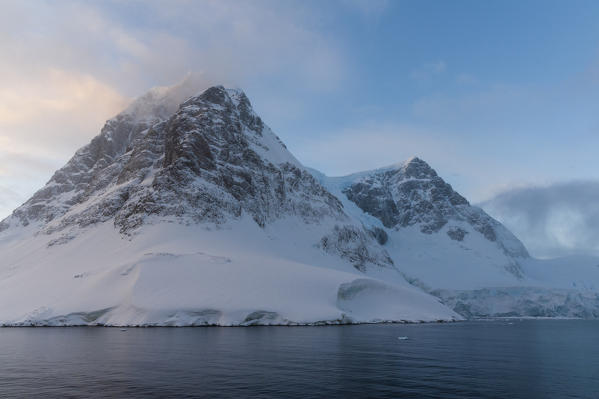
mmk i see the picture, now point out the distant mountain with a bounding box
[1,83,599,326]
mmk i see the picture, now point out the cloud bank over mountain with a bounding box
[480,181,599,258]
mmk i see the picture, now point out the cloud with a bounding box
[1,1,348,93]
[480,181,599,259]
[0,67,130,219]
[0,68,128,146]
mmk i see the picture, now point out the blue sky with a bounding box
[260,0,599,200]
[1,0,599,240]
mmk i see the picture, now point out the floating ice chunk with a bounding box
[397,336,409,340]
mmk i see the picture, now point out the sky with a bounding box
[1,0,598,257]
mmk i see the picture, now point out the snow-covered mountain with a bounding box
[0,85,456,326]
[314,158,530,287]
[2,83,598,325]
[314,160,599,318]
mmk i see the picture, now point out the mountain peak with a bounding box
[339,156,529,264]
[405,155,424,164]
[399,156,437,179]
[1,82,339,236]
[197,85,229,106]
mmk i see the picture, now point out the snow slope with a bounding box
[0,216,457,326]
[0,85,459,326]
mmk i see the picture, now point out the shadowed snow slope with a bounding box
[0,85,458,326]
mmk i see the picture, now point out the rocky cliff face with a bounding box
[344,158,467,231]
[341,157,529,265]
[145,87,345,230]
[2,87,339,231]
[0,85,391,272]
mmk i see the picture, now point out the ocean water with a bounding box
[0,320,598,398]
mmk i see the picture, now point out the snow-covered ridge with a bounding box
[2,83,599,325]
[314,157,529,276]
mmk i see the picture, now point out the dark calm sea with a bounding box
[0,320,598,398]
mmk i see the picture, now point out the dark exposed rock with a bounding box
[319,225,393,272]
[345,183,398,228]
[342,157,529,259]
[368,226,388,245]
[401,157,438,179]
[447,227,468,241]
[340,157,529,278]
[198,85,229,106]
[343,158,469,233]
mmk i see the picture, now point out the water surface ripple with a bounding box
[0,320,597,398]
